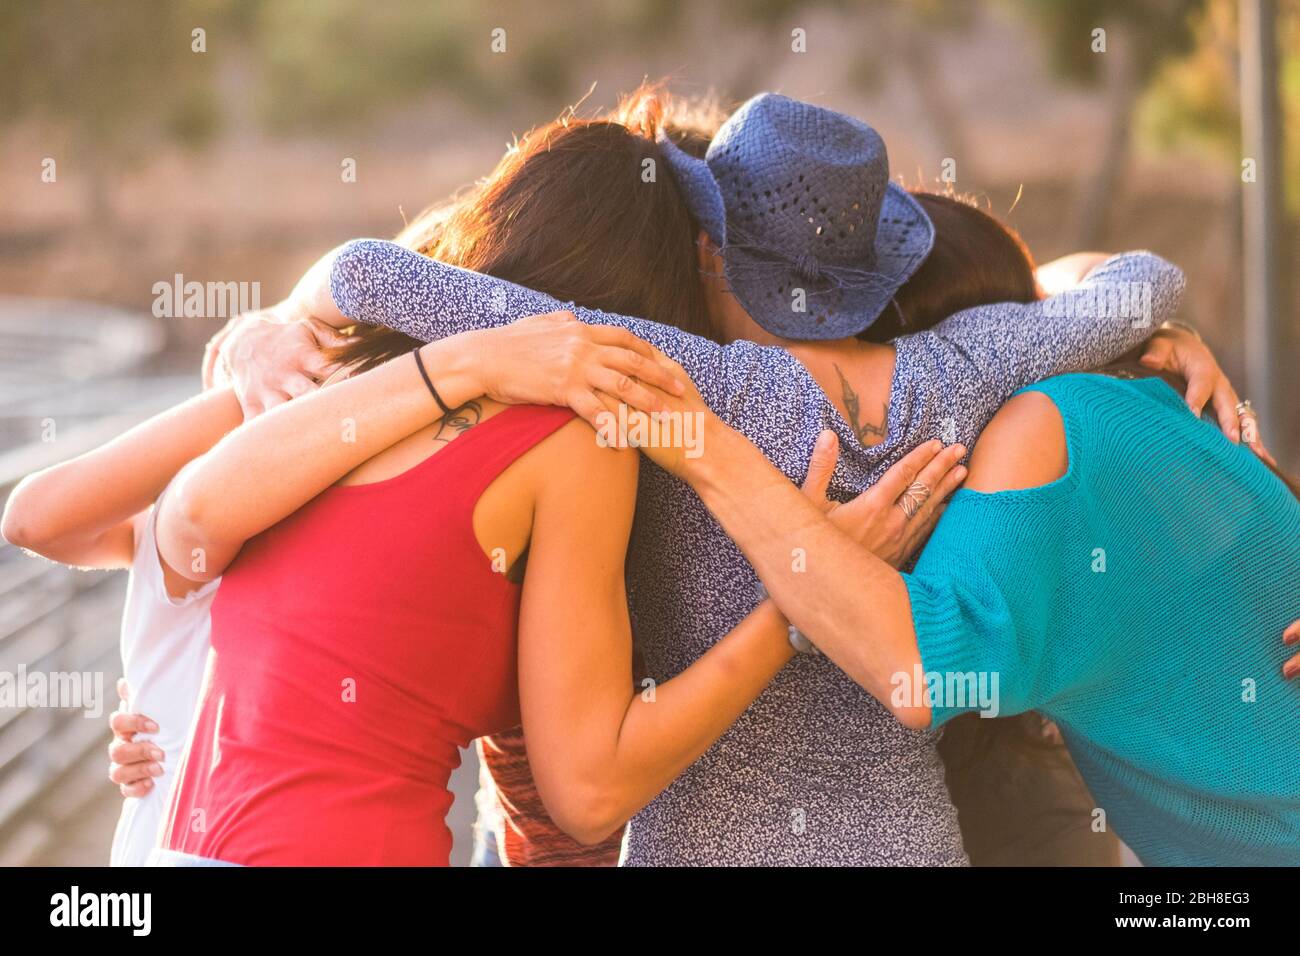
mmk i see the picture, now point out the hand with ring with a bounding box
[801,432,968,569]
[1234,400,1277,467]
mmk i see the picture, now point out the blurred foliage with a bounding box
[0,0,225,158]
[1140,0,1300,210]
[1012,0,1205,84]
[1,0,1294,210]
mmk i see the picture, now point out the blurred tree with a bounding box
[1011,0,1206,246]
[1142,0,1300,213]
[249,0,492,127]
[0,0,227,225]
[882,0,980,181]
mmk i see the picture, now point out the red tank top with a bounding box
[163,404,575,866]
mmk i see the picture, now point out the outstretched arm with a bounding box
[156,318,684,587]
[920,250,1185,391]
[1,387,243,569]
[326,239,737,405]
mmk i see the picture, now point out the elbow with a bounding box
[2,479,51,553]
[157,485,222,581]
[1,502,34,552]
[543,783,625,847]
[328,238,389,325]
[889,702,934,732]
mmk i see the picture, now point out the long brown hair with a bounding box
[329,85,714,374]
[863,191,1039,343]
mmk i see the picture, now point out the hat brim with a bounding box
[657,130,727,246]
[727,183,935,341]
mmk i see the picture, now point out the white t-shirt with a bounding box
[109,497,218,867]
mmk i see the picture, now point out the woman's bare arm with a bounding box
[157,317,685,588]
[516,423,794,844]
[1,387,244,569]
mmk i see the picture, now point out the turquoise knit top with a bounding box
[904,373,1300,866]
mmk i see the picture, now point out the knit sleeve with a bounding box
[901,251,1184,428]
[900,495,1068,727]
[327,238,824,437]
[333,239,571,340]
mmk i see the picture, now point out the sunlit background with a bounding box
[0,0,1295,866]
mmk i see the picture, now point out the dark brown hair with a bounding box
[329,86,714,374]
[862,191,1039,343]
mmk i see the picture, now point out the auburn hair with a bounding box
[329,84,715,374]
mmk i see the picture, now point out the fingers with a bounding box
[800,431,839,505]
[1251,440,1279,469]
[307,319,361,349]
[587,324,658,361]
[596,328,689,382]
[109,710,159,739]
[1281,621,1299,680]
[874,439,946,503]
[902,470,963,552]
[109,737,164,771]
[1137,334,1174,373]
[116,677,130,703]
[1142,332,1218,417]
[1182,369,1213,418]
[592,388,634,448]
[595,345,684,397]
[1209,378,1242,443]
[898,446,967,557]
[912,442,968,500]
[300,345,341,382]
[1236,407,1275,465]
[568,390,610,435]
[201,316,239,388]
[247,389,292,416]
[587,367,669,414]
[109,756,162,787]
[281,373,319,402]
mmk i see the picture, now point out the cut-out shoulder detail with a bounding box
[964,391,1067,493]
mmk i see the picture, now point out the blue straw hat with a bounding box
[659,93,934,340]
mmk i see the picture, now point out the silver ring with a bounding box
[1236,399,1256,418]
[897,480,931,520]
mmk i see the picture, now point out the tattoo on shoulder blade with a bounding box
[833,363,886,444]
[432,400,483,444]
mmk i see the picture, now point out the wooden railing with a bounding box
[0,296,189,864]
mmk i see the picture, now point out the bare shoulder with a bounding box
[535,417,639,498]
[965,390,1068,493]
